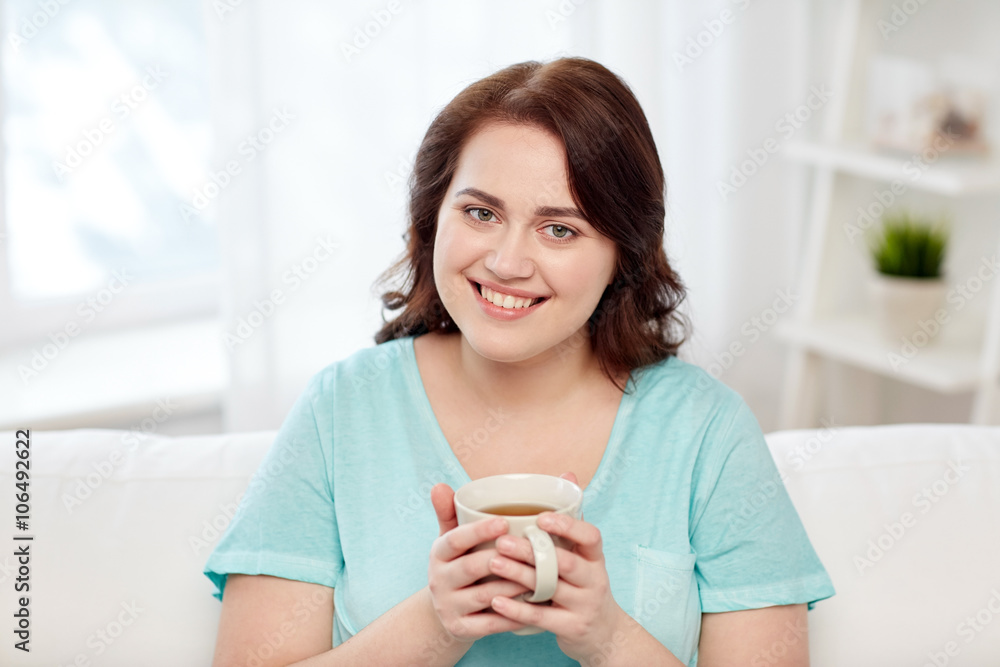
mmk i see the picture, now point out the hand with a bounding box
[486,472,631,663]
[427,482,532,642]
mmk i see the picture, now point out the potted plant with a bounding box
[866,210,950,343]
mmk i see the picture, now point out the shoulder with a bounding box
[626,354,761,456]
[305,336,414,398]
[630,354,746,416]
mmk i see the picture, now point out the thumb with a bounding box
[559,471,579,486]
[430,483,458,536]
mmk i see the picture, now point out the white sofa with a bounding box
[1,423,998,666]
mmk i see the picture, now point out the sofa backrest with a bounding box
[767,423,1000,667]
[1,424,998,666]
[0,428,275,667]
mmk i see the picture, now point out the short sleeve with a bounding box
[690,398,835,613]
[203,374,343,601]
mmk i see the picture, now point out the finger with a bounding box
[486,553,538,593]
[559,471,579,486]
[490,593,577,635]
[536,512,604,561]
[456,578,532,617]
[442,546,502,590]
[448,610,527,638]
[432,516,508,563]
[496,536,593,591]
[431,483,457,536]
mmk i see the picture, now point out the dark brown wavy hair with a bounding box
[373,56,690,393]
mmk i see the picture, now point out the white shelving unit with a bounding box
[776,0,1000,428]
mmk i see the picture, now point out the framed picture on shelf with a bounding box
[865,53,994,157]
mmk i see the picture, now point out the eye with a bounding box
[466,207,497,223]
[543,224,577,241]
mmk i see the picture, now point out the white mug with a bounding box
[453,473,583,635]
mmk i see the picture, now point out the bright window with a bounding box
[1,0,216,312]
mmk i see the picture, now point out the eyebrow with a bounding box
[454,187,587,222]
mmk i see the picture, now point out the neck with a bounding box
[452,328,611,414]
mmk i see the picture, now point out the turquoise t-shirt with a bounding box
[203,335,834,665]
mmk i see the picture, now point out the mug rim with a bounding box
[454,473,583,516]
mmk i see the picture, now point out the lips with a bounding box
[469,279,548,320]
[471,280,549,308]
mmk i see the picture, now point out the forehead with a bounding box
[451,122,575,208]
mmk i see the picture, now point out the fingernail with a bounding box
[491,518,506,530]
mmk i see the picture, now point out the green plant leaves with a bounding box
[865,210,950,278]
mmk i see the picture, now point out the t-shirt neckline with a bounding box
[400,334,637,512]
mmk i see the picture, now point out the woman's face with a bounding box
[433,122,618,365]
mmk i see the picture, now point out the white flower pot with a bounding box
[868,274,948,344]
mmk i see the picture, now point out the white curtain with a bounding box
[207,0,816,433]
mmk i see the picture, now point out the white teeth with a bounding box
[479,284,538,309]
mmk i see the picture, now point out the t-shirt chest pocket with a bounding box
[632,546,701,666]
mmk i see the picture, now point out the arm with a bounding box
[697,604,809,667]
[212,483,532,667]
[211,575,476,667]
[211,574,333,666]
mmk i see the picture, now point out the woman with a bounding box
[205,57,834,666]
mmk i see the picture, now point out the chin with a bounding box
[460,329,546,364]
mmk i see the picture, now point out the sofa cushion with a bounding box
[0,428,274,667]
[1,423,998,666]
[766,423,1000,667]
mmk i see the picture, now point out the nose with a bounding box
[483,225,535,280]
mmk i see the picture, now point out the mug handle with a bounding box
[521,524,558,603]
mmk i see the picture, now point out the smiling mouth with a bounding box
[472,281,549,310]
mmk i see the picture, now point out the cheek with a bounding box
[435,220,481,271]
[556,255,614,296]
[432,222,457,278]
